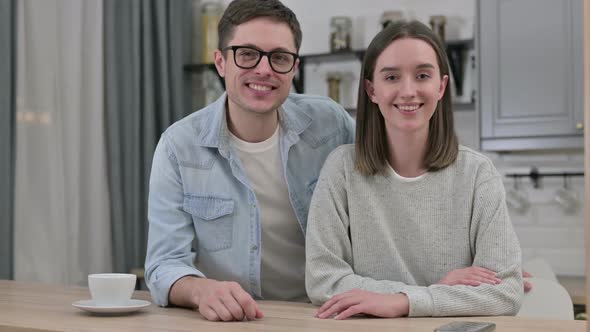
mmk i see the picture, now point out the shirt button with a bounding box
[251,245,258,251]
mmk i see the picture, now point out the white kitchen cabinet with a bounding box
[478,0,584,151]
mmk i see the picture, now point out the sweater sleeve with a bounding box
[306,151,523,317]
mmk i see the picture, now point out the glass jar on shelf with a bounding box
[201,2,223,63]
[326,72,342,103]
[429,15,446,42]
[330,16,352,52]
[380,10,404,29]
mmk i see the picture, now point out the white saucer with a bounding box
[72,299,151,314]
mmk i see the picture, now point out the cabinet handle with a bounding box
[576,122,584,130]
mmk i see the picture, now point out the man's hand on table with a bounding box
[170,276,264,321]
[193,279,264,321]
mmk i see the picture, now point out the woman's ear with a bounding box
[364,79,376,103]
[438,74,449,99]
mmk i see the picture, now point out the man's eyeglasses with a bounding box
[223,45,298,74]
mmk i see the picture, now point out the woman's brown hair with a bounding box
[355,20,458,176]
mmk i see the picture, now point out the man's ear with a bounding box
[214,49,226,78]
[364,79,376,103]
[292,57,300,73]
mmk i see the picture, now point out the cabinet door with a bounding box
[479,0,584,148]
[571,0,585,133]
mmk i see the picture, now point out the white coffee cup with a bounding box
[88,273,136,306]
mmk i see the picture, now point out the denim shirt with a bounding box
[145,93,355,306]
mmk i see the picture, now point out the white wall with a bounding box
[218,0,476,107]
[265,0,473,108]
[217,0,586,277]
[492,153,586,276]
[221,0,475,53]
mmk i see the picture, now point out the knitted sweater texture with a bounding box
[305,144,523,317]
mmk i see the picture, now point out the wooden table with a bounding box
[0,280,585,332]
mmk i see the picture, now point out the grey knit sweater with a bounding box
[305,144,523,317]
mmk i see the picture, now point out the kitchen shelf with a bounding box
[184,63,225,89]
[293,49,364,92]
[184,38,474,97]
[184,63,216,71]
[182,51,365,92]
[453,102,476,111]
[182,50,364,71]
[298,49,365,63]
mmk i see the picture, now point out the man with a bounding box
[144,0,355,322]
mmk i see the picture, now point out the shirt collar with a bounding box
[192,93,313,150]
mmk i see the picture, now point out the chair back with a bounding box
[517,277,574,320]
[522,257,558,282]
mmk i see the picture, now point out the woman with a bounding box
[305,21,523,319]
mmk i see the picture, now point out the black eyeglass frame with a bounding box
[222,45,299,74]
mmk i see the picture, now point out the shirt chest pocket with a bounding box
[183,195,235,252]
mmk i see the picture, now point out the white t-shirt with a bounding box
[229,125,308,302]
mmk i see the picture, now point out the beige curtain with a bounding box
[14,0,112,285]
